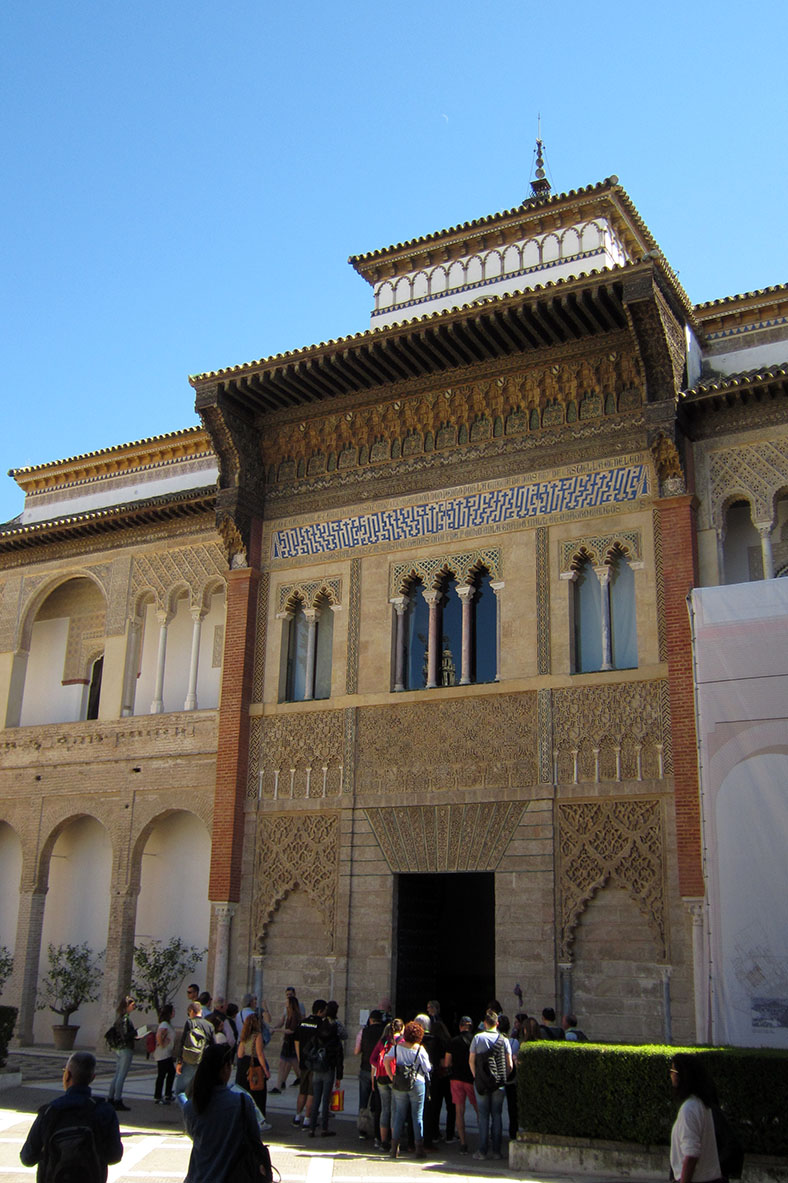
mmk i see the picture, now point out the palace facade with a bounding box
[1,171,787,1048]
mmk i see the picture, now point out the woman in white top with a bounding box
[384,1019,431,1159]
[153,1002,176,1104]
[669,1055,723,1183]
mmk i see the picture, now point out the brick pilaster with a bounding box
[655,494,705,897]
[209,551,260,903]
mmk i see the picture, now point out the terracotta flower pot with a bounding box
[52,1024,79,1051]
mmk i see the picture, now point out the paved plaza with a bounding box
[0,1049,654,1183]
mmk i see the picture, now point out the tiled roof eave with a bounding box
[679,363,788,407]
[0,486,217,552]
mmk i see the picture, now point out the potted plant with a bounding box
[36,942,103,1050]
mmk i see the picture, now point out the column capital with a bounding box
[190,605,207,623]
[456,584,475,602]
[389,595,410,615]
[155,608,172,626]
[683,896,705,924]
[422,589,441,606]
[213,902,237,921]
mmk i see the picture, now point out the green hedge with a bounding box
[517,1042,788,1158]
[0,1007,17,1071]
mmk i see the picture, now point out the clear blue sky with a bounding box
[2,0,787,523]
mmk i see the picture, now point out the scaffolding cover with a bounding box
[690,580,788,1047]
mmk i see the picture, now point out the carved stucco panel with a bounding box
[130,542,227,612]
[551,680,670,783]
[355,693,538,795]
[708,437,788,530]
[365,801,525,872]
[558,797,666,960]
[254,711,345,801]
[254,812,340,953]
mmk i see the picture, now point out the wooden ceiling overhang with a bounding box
[191,261,688,421]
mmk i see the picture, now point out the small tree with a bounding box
[36,942,103,1026]
[0,947,12,997]
[132,938,206,1015]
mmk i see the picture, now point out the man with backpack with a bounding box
[175,999,216,1097]
[292,999,327,1128]
[20,1051,122,1182]
[469,1010,513,1161]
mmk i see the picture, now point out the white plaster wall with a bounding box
[195,590,225,709]
[20,459,219,525]
[707,338,788,377]
[0,823,22,994]
[134,811,210,1027]
[20,618,85,726]
[161,596,193,711]
[35,817,112,1045]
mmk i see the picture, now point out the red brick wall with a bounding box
[656,494,704,897]
[209,559,259,902]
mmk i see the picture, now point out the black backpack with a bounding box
[474,1035,507,1094]
[181,1019,209,1065]
[40,1099,103,1183]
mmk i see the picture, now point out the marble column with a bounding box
[303,608,320,701]
[150,610,171,714]
[755,521,775,579]
[184,607,206,710]
[491,581,504,682]
[424,590,441,689]
[595,565,613,671]
[121,618,141,717]
[559,961,573,1018]
[212,903,236,1001]
[390,596,409,691]
[457,585,474,685]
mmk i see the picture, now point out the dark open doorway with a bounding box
[394,872,495,1031]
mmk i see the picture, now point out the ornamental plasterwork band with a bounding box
[558,530,643,573]
[707,437,788,530]
[558,797,667,960]
[271,460,652,560]
[389,548,501,596]
[365,802,526,873]
[276,577,343,613]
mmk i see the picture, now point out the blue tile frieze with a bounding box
[271,462,650,560]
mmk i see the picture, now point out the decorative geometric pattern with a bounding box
[346,560,361,694]
[256,711,345,800]
[558,798,666,959]
[253,812,340,953]
[252,572,270,704]
[551,680,669,784]
[276,578,342,613]
[355,692,538,794]
[390,548,501,596]
[343,707,357,796]
[537,687,553,783]
[708,437,788,528]
[559,530,642,572]
[272,464,651,560]
[365,801,525,872]
[536,528,550,674]
[130,542,227,611]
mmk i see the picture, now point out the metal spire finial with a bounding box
[527,116,551,203]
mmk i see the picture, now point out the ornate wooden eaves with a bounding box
[190,263,693,420]
[195,387,266,567]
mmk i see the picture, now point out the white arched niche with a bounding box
[0,822,22,998]
[134,811,210,1026]
[35,816,112,1045]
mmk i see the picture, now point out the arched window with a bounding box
[404,578,428,691]
[609,552,638,670]
[396,568,498,690]
[573,558,603,673]
[285,601,309,701]
[313,596,334,701]
[572,551,637,674]
[473,569,497,684]
[284,596,334,703]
